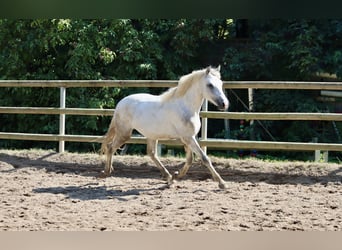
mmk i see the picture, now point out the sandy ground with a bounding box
[0,149,341,231]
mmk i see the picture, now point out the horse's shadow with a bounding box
[0,152,166,179]
[33,184,170,201]
[1,152,341,187]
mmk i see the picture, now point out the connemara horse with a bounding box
[100,66,229,189]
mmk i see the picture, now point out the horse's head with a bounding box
[201,66,229,111]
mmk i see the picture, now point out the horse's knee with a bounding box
[147,148,155,159]
[201,155,211,166]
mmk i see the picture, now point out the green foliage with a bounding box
[219,20,342,160]
[0,19,228,151]
[221,19,342,80]
[0,19,341,160]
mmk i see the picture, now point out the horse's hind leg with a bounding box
[146,139,173,185]
[103,141,115,176]
[101,132,131,177]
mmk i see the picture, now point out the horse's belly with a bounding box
[133,114,200,140]
[132,112,180,139]
[137,127,178,140]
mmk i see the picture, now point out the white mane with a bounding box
[161,67,221,102]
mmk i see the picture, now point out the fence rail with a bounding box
[0,80,341,157]
[1,80,342,90]
[1,132,342,152]
[1,107,342,121]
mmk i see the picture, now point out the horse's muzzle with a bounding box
[216,97,229,111]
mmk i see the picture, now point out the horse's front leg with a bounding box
[182,136,227,189]
[146,139,173,185]
[175,144,193,179]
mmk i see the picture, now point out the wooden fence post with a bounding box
[59,87,66,153]
[248,88,255,140]
[313,137,320,162]
[323,151,329,162]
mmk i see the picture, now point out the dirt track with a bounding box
[0,149,341,231]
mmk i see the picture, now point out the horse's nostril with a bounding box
[215,98,229,111]
[222,99,229,110]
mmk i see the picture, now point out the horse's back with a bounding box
[116,93,161,113]
[114,93,162,125]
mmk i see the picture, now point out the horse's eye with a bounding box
[207,83,214,89]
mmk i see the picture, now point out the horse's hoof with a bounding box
[218,182,228,190]
[172,171,179,179]
[173,170,187,180]
[97,171,110,178]
[165,175,174,186]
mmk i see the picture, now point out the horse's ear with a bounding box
[205,66,211,75]
[217,65,221,72]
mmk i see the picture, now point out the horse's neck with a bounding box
[180,85,204,114]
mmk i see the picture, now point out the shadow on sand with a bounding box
[1,151,341,188]
[33,183,170,201]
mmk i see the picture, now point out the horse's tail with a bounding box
[100,117,116,155]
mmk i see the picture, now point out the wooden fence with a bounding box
[0,80,342,159]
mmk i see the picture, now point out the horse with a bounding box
[100,66,229,189]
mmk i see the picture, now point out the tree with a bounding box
[0,19,341,159]
[0,19,228,151]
